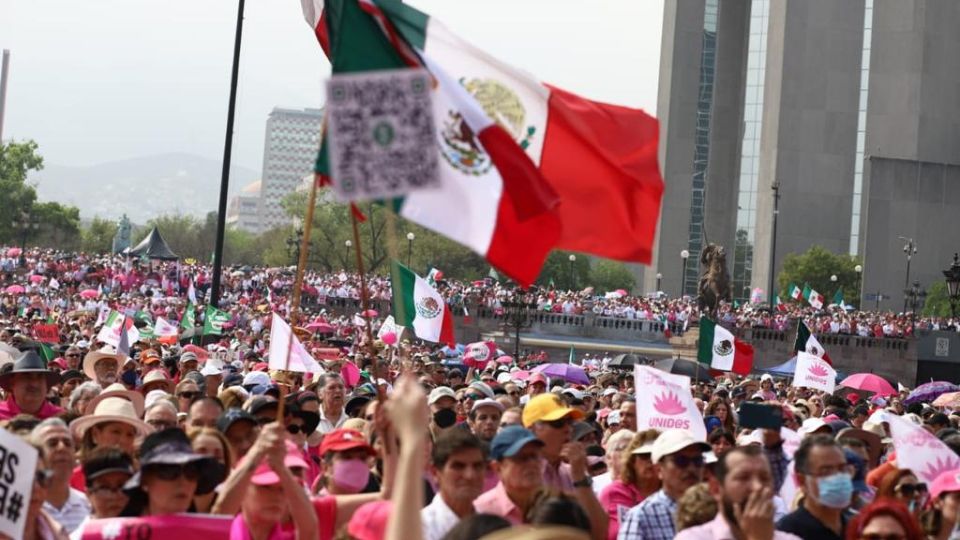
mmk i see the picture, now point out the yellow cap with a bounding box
[522,393,585,428]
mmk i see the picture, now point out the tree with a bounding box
[777,245,860,306]
[31,201,81,250]
[590,260,636,293]
[146,214,205,260]
[81,217,119,254]
[537,251,590,291]
[922,282,953,318]
[0,140,42,243]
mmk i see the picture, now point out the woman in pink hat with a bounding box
[922,468,960,540]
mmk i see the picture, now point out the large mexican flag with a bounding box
[390,261,455,346]
[697,317,754,375]
[302,0,664,286]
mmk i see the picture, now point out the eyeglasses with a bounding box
[543,417,572,430]
[146,419,176,430]
[895,483,927,497]
[667,455,705,469]
[88,484,125,497]
[35,469,54,488]
[286,424,305,435]
[65,353,80,358]
[177,391,200,400]
[461,393,484,402]
[147,463,201,482]
[507,391,520,396]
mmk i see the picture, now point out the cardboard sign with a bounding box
[79,514,232,540]
[792,352,836,393]
[634,365,706,441]
[32,323,59,344]
[0,428,39,539]
[326,68,440,202]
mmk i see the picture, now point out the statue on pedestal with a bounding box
[112,214,132,254]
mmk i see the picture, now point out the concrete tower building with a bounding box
[259,107,324,230]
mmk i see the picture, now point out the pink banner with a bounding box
[80,514,233,540]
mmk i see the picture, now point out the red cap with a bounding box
[253,362,269,372]
[318,429,375,457]
[347,501,392,540]
[529,373,548,385]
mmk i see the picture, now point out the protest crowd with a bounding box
[0,247,956,540]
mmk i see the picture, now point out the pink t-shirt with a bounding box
[598,480,646,540]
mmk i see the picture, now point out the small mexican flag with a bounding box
[775,295,788,312]
[180,301,196,331]
[698,317,754,375]
[390,261,454,346]
[794,321,833,365]
[203,306,231,336]
[802,283,825,310]
[833,288,844,307]
[788,283,803,301]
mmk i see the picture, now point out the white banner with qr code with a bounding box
[0,427,38,539]
[326,68,441,202]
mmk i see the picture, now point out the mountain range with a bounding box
[28,153,260,221]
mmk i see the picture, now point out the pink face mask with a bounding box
[332,458,370,494]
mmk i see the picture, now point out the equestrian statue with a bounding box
[697,243,732,319]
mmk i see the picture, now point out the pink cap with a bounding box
[347,501,392,540]
[248,440,310,485]
[529,373,548,385]
[929,469,960,500]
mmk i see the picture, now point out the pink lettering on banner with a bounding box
[80,514,233,540]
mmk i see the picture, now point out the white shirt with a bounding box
[317,408,349,434]
[43,487,91,533]
[421,493,472,540]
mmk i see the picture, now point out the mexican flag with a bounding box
[303,0,664,286]
[180,301,196,331]
[794,321,833,365]
[775,295,788,312]
[203,306,231,336]
[96,311,140,348]
[697,317,754,375]
[833,288,844,307]
[154,317,180,342]
[390,261,454,346]
[802,283,825,310]
[788,283,803,301]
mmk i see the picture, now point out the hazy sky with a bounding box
[0,0,664,173]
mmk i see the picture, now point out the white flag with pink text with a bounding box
[882,411,960,484]
[634,365,706,441]
[792,352,836,393]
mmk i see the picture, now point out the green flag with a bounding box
[488,267,500,281]
[833,288,844,306]
[203,306,231,336]
[38,342,55,365]
[180,302,196,331]
[568,345,575,365]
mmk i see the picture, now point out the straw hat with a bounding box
[0,351,59,391]
[71,397,153,441]
[83,346,120,381]
[140,370,175,395]
[84,383,145,417]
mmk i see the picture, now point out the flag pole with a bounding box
[210,0,246,309]
[351,209,376,352]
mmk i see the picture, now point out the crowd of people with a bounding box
[0,246,957,539]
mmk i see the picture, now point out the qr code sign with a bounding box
[326,68,440,202]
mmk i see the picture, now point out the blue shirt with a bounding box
[617,489,677,540]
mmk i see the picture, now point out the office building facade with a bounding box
[259,107,324,230]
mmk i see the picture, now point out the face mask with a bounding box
[433,408,457,428]
[332,458,370,494]
[812,472,853,509]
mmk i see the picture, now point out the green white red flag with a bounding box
[697,317,754,375]
[390,261,454,346]
[794,321,833,365]
[802,283,825,310]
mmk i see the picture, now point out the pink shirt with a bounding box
[0,395,63,421]
[598,480,646,540]
[675,514,801,540]
[473,481,524,525]
[541,459,575,492]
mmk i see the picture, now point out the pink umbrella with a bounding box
[306,322,335,333]
[496,355,514,364]
[6,247,21,257]
[79,289,99,299]
[4,285,24,295]
[511,370,531,381]
[839,373,897,396]
[615,289,628,296]
[361,309,378,318]
[28,275,44,284]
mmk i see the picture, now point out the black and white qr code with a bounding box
[326,68,440,202]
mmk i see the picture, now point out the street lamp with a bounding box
[406,232,415,267]
[344,239,353,270]
[769,181,781,308]
[903,280,927,314]
[942,254,960,319]
[656,272,662,294]
[501,293,537,358]
[568,254,576,290]
[680,249,690,297]
[11,212,40,266]
[854,264,863,309]
[900,237,917,312]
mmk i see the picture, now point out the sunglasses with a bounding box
[461,393,484,402]
[147,463,201,482]
[35,469,54,488]
[895,483,927,497]
[286,424,305,435]
[177,391,200,400]
[65,353,80,358]
[543,417,572,429]
[507,391,520,396]
[667,455,705,469]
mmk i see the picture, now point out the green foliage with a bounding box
[31,201,81,250]
[777,245,861,307]
[81,217,119,254]
[0,140,43,243]
[536,251,591,291]
[146,214,206,260]
[589,260,636,293]
[922,282,954,318]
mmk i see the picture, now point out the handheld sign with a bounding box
[634,365,706,441]
[32,323,59,344]
[883,412,960,484]
[79,514,233,540]
[792,352,836,393]
[0,427,39,539]
[326,68,440,202]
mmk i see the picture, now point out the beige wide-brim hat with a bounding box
[83,346,120,381]
[140,369,175,395]
[84,383,145,417]
[71,397,153,441]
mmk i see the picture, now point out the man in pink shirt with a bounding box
[0,350,64,420]
[474,426,545,524]
[676,445,800,540]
